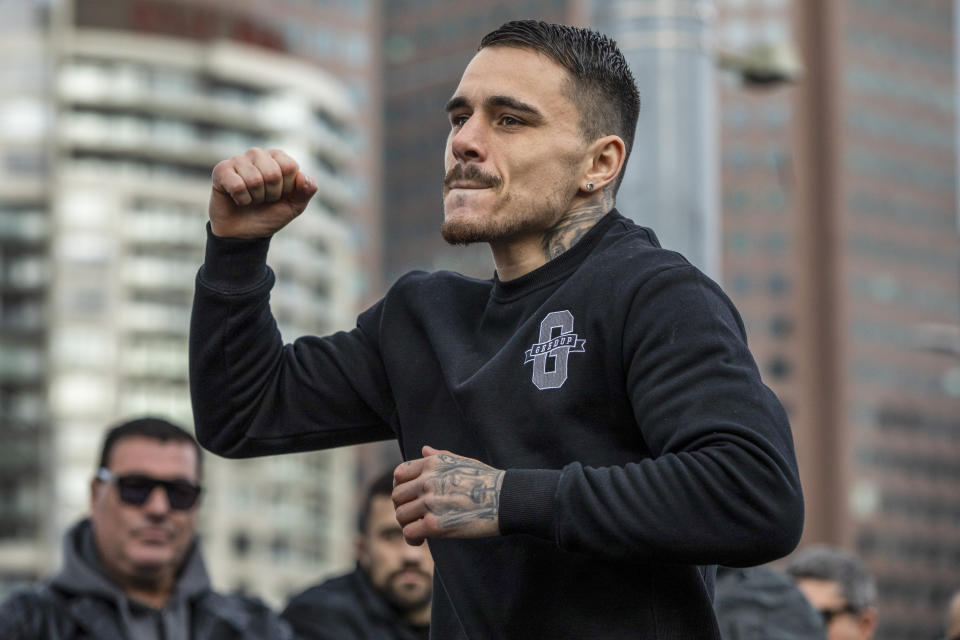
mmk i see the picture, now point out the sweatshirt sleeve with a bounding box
[499,265,804,567]
[189,224,396,458]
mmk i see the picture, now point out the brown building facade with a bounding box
[720,0,960,636]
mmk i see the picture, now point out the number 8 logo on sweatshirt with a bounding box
[523,310,586,390]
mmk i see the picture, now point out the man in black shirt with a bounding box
[191,20,804,638]
[283,471,432,640]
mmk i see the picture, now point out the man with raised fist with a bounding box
[191,20,804,639]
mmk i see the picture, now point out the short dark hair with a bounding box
[97,417,203,477]
[357,469,396,534]
[786,545,877,612]
[479,20,641,194]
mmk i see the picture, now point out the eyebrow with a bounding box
[444,94,545,122]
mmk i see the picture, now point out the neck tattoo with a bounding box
[540,193,612,261]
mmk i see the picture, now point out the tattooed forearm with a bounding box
[427,454,505,529]
[541,192,612,260]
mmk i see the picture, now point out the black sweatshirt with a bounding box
[190,210,804,640]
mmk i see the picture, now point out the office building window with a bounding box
[766,355,792,380]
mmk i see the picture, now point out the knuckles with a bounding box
[213,148,298,183]
[419,512,441,536]
[227,184,249,198]
[260,170,283,186]
[269,149,297,171]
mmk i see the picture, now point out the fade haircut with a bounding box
[479,20,641,194]
[786,545,877,612]
[97,417,203,478]
[357,469,396,534]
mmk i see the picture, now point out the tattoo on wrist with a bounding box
[427,454,504,529]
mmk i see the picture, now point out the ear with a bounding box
[581,134,626,193]
[859,607,877,636]
[355,533,369,568]
[89,477,100,512]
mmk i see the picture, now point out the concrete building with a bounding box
[718,0,960,636]
[0,0,364,606]
[70,0,384,301]
[0,2,52,589]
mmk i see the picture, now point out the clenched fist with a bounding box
[209,147,318,238]
[392,445,504,546]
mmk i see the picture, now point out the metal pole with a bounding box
[591,0,719,279]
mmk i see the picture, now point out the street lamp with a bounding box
[717,41,803,87]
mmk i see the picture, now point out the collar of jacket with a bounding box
[192,591,254,636]
[60,589,255,638]
[351,567,428,639]
[63,597,127,640]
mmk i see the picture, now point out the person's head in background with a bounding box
[714,565,826,639]
[944,589,960,640]
[90,417,203,607]
[357,470,434,627]
[787,545,877,640]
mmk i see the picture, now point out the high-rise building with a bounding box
[0,0,367,606]
[0,1,52,587]
[70,0,383,301]
[719,0,960,636]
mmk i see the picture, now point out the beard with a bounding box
[440,163,571,246]
[382,568,433,613]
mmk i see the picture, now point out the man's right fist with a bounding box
[208,147,318,238]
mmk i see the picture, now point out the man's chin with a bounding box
[127,546,177,574]
[441,201,508,244]
[441,218,486,245]
[388,586,433,612]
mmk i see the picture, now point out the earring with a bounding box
[585,182,595,191]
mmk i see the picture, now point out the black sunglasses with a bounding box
[818,604,860,626]
[96,468,202,511]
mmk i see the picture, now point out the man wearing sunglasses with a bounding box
[0,417,293,640]
[787,545,877,640]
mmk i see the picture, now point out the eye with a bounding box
[499,114,523,127]
[381,528,404,542]
[451,113,470,128]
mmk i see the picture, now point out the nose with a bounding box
[402,540,430,564]
[449,116,486,164]
[141,486,171,516]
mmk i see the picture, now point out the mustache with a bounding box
[388,564,431,582]
[443,164,502,189]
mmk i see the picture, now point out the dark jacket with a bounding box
[282,568,429,640]
[714,566,826,639]
[191,211,804,639]
[0,519,292,640]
